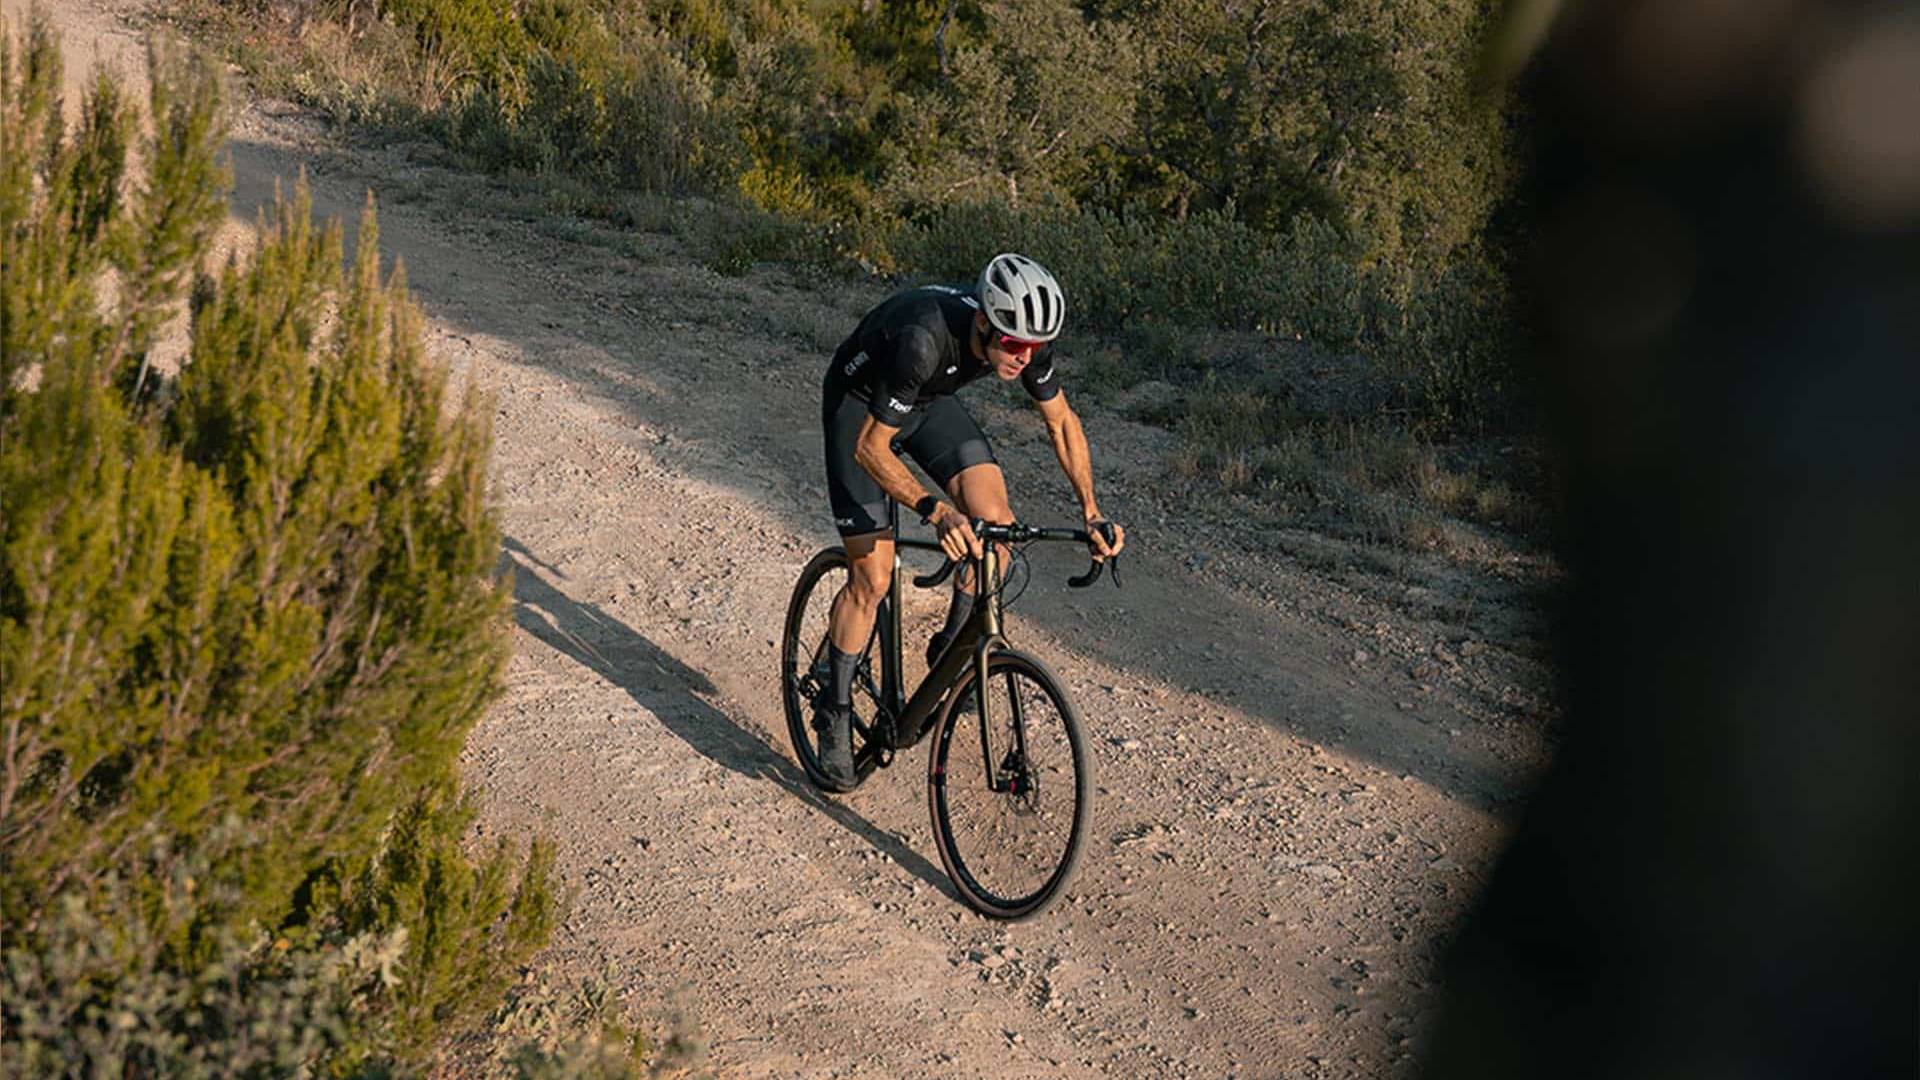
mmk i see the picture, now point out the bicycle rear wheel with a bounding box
[927,649,1090,919]
[781,548,891,792]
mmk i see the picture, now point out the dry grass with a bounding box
[1164,377,1544,565]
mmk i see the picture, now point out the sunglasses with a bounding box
[993,331,1043,352]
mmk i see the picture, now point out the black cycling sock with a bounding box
[940,588,976,644]
[828,644,860,710]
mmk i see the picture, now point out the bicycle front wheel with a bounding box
[927,649,1091,919]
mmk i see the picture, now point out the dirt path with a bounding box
[20,3,1555,1073]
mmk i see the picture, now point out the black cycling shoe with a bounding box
[813,701,857,789]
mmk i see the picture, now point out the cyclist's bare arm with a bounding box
[854,415,982,559]
[1035,392,1125,559]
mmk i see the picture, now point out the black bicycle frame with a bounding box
[872,501,1008,753]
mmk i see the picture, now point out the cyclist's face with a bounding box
[984,328,1042,379]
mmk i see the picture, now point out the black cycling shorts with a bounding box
[822,380,997,537]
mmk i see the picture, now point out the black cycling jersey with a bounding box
[825,284,1060,427]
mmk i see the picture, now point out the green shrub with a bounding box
[447,27,733,195]
[896,200,1388,346]
[0,19,552,1071]
[3,831,373,1077]
[2,810,555,1075]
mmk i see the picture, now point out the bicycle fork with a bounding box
[967,545,1033,797]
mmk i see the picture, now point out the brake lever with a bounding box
[1096,520,1123,589]
[1069,521,1123,589]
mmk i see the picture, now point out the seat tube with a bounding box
[883,500,905,708]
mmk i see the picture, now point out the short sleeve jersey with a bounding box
[826,284,1060,426]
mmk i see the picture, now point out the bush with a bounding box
[3,835,375,1077]
[0,19,552,1072]
[446,25,734,195]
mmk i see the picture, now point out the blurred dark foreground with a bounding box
[1422,1,1918,1075]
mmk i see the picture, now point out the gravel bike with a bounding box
[780,500,1119,919]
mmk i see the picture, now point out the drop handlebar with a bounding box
[908,520,1122,590]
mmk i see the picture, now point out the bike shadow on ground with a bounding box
[500,536,957,901]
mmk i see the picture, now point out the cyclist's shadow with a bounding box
[500,536,955,900]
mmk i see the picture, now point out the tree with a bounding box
[1126,0,1510,280]
[1,17,552,1069]
[883,0,1142,215]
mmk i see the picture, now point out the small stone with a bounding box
[1303,864,1343,881]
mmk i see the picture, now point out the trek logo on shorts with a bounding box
[888,396,912,414]
[835,516,855,527]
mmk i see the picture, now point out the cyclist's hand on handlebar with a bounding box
[932,503,983,561]
[1086,516,1125,561]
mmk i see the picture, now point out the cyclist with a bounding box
[814,252,1125,786]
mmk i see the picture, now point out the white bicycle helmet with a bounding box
[977,253,1065,342]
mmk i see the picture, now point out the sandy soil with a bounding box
[13,2,1558,1073]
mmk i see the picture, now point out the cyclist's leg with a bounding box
[944,461,1015,604]
[905,394,1008,533]
[945,462,1014,527]
[816,388,902,781]
[828,531,892,656]
[821,386,899,661]
[904,398,1008,658]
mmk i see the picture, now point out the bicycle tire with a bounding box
[781,547,890,793]
[926,648,1091,919]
